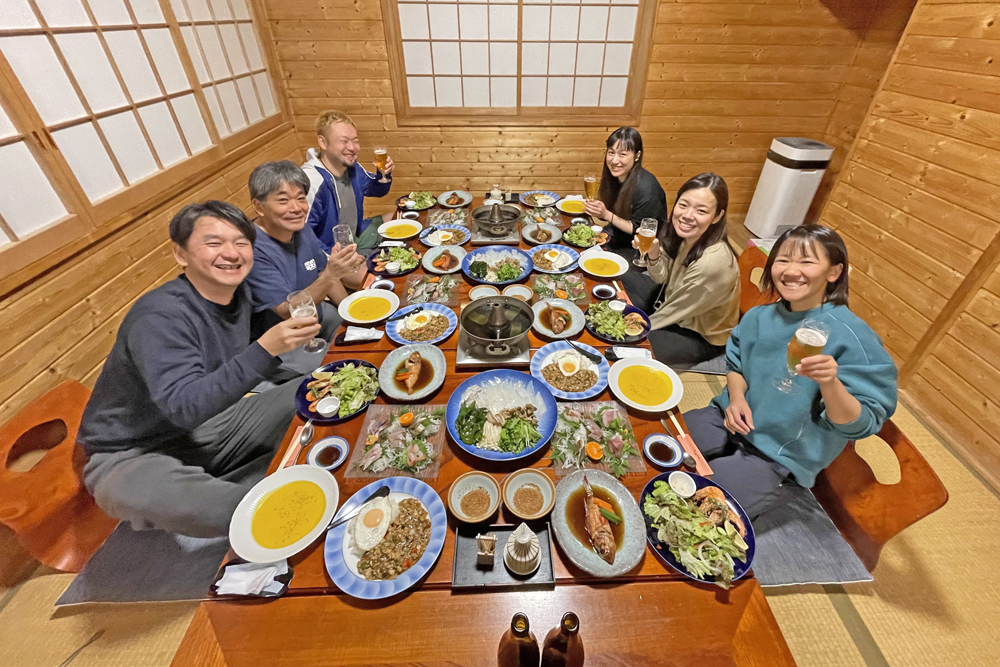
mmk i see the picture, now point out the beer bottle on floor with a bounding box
[498,612,540,667]
[541,612,584,667]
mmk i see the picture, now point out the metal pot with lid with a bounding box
[460,295,534,357]
[471,203,520,237]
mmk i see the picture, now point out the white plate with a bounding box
[579,251,629,279]
[229,465,340,563]
[469,284,500,300]
[337,289,400,324]
[422,245,467,274]
[502,284,533,301]
[377,219,422,240]
[377,344,447,401]
[608,357,684,412]
[555,196,587,215]
[531,298,585,339]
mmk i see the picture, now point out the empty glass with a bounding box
[287,290,326,354]
[332,224,354,248]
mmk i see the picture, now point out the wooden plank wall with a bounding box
[0,129,303,425]
[264,0,912,244]
[816,0,1000,489]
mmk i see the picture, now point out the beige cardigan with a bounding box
[645,241,740,346]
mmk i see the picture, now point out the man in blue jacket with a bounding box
[303,110,394,272]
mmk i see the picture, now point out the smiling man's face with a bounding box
[173,216,253,290]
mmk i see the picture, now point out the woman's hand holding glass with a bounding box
[583,199,610,226]
[796,355,839,386]
[632,235,661,261]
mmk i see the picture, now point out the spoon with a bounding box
[566,340,604,366]
[326,485,391,531]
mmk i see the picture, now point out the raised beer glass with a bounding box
[583,173,598,200]
[374,146,389,183]
[772,318,831,393]
[287,290,326,354]
[634,218,658,267]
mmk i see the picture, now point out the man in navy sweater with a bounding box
[78,201,322,537]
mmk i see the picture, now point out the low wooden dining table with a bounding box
[171,197,794,666]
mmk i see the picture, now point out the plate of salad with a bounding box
[584,301,651,344]
[367,245,421,276]
[462,246,533,286]
[640,473,755,589]
[347,404,447,479]
[396,191,437,211]
[295,360,380,424]
[548,401,642,478]
[563,224,609,249]
[531,273,589,305]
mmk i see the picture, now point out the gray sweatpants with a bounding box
[83,378,302,538]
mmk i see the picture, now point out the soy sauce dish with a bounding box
[643,434,683,468]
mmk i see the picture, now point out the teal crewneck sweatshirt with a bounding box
[711,301,898,487]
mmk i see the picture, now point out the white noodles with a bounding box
[460,377,548,419]
[470,248,526,269]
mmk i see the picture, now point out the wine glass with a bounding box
[332,224,354,248]
[374,146,389,183]
[287,290,326,354]
[634,218,658,267]
[773,318,831,393]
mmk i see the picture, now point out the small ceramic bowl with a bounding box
[306,436,349,471]
[385,261,401,274]
[469,285,500,300]
[571,217,589,225]
[483,198,503,206]
[608,299,626,312]
[401,210,419,219]
[643,433,683,468]
[592,284,616,300]
[503,284,533,301]
[448,471,501,523]
[370,278,396,291]
[404,199,416,210]
[315,397,341,417]
[501,469,556,521]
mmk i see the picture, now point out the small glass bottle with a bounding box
[540,612,584,667]
[498,612,540,667]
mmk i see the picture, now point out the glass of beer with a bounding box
[584,173,598,200]
[633,218,658,267]
[287,290,326,354]
[773,318,831,393]
[374,146,389,182]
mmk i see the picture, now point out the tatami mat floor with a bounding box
[0,372,995,666]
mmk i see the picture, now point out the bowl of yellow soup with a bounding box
[377,219,423,240]
[338,289,400,324]
[229,465,340,562]
[580,251,628,279]
[556,197,586,215]
[607,358,684,413]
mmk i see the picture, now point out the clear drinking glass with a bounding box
[374,146,389,182]
[634,218,658,267]
[287,290,326,354]
[583,173,598,200]
[773,318,831,393]
[332,224,354,248]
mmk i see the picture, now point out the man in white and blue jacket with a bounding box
[302,110,394,265]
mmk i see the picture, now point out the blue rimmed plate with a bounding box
[530,340,609,401]
[324,476,447,600]
[461,245,533,286]
[640,472,756,586]
[529,244,579,274]
[295,359,380,424]
[446,369,558,461]
[385,303,458,347]
[419,224,470,247]
[520,190,561,207]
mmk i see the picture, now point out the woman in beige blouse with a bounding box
[622,172,739,366]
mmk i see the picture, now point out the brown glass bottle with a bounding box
[540,612,584,667]
[498,612,540,667]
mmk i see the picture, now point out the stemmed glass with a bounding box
[287,290,326,354]
[634,218,658,267]
[773,318,831,393]
[374,146,389,183]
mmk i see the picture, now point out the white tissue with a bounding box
[344,326,385,342]
[215,560,289,596]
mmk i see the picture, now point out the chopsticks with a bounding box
[664,411,714,477]
[278,425,305,469]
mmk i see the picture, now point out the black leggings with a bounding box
[621,268,725,367]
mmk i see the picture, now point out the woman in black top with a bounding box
[583,127,667,255]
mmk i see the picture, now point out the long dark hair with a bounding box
[659,173,733,267]
[598,127,643,222]
[760,224,850,307]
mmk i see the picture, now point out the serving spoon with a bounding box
[566,340,604,366]
[386,306,424,323]
[325,485,391,531]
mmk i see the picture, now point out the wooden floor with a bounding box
[1,377,997,667]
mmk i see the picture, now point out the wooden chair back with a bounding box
[812,419,948,571]
[738,245,777,317]
[0,380,118,572]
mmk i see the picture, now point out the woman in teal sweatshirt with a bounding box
[682,225,898,518]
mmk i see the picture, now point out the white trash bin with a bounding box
[744,137,834,239]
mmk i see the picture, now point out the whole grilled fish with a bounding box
[404,352,423,394]
[583,474,616,564]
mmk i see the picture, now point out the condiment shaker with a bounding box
[498,612,540,667]
[540,612,584,667]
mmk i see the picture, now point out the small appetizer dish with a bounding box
[501,468,556,521]
[307,436,350,471]
[502,284,533,301]
[643,433,684,468]
[469,284,501,300]
[448,471,502,524]
[592,284,616,300]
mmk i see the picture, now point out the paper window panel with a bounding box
[137,102,187,166]
[186,0,214,22]
[603,42,631,76]
[180,27,210,83]
[397,4,429,40]
[549,6,579,41]
[219,24,249,75]
[488,5,517,40]
[547,76,573,106]
[239,24,264,70]
[404,42,433,75]
[168,0,189,21]
[521,6,549,41]
[573,76,600,106]
[434,77,463,106]
[460,42,488,76]
[0,104,18,139]
[53,122,124,201]
[196,26,231,81]
[230,0,251,21]
[521,42,547,76]
[33,0,91,28]
[578,6,608,41]
[459,5,489,41]
[0,36,86,125]
[490,76,516,107]
[216,79,247,131]
[209,0,233,21]
[548,42,576,76]
[4,0,41,30]
[201,84,229,135]
[254,72,277,115]
[171,93,213,151]
[142,29,190,94]
[520,76,546,106]
[576,42,604,76]
[129,0,165,24]
[88,0,132,25]
[236,76,263,123]
[407,76,435,107]
[599,76,626,106]
[606,6,637,41]
[104,30,162,102]
[432,42,461,75]
[462,77,490,107]
[0,231,10,247]
[0,141,69,237]
[54,33,128,114]
[428,5,459,40]
[490,42,516,76]
[98,111,159,183]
